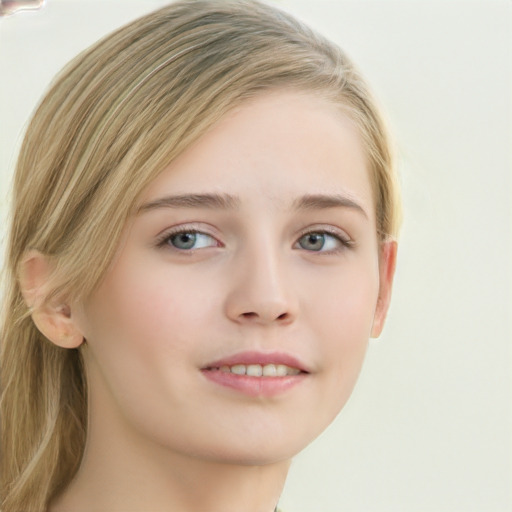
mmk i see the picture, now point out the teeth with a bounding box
[246,364,263,377]
[263,364,277,377]
[215,363,301,377]
[231,364,246,375]
[276,364,288,377]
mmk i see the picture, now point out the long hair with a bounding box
[0,1,401,510]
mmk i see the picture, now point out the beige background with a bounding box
[1,1,511,510]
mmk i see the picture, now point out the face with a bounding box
[74,90,394,466]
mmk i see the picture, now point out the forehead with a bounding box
[140,90,374,217]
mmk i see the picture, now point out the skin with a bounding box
[24,90,396,512]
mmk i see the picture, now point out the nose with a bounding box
[224,243,298,326]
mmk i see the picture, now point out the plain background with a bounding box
[0,1,511,511]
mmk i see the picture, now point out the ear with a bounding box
[371,240,398,338]
[19,250,84,349]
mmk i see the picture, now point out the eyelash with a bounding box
[295,226,354,254]
[156,226,354,254]
[155,227,220,252]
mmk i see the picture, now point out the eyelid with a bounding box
[154,222,354,252]
[296,224,353,243]
[295,225,354,252]
[155,223,223,249]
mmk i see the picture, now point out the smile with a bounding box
[213,363,301,377]
[201,351,309,397]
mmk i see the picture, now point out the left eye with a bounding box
[164,231,218,250]
[296,232,346,252]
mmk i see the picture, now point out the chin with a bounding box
[183,425,322,467]
[199,448,296,468]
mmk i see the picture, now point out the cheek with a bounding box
[302,257,379,413]
[86,258,214,348]
[78,263,213,433]
[307,256,380,346]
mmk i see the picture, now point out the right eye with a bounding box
[159,230,219,251]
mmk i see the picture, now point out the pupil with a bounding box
[172,232,196,249]
[302,233,324,251]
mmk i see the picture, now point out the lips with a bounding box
[203,350,309,372]
[201,351,309,397]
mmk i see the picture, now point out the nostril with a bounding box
[239,311,290,322]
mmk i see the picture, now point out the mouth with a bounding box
[201,351,309,397]
[206,363,302,377]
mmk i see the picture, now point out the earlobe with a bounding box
[370,240,397,338]
[19,250,84,349]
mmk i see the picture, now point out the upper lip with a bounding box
[203,351,310,373]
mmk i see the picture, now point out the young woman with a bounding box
[0,1,401,510]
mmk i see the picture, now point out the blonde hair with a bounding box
[0,1,401,510]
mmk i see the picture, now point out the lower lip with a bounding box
[201,369,307,397]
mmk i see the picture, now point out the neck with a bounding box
[50,402,289,512]
[52,454,288,512]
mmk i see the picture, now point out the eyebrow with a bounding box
[137,192,367,218]
[292,194,368,218]
[137,193,240,213]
